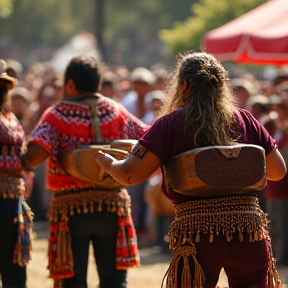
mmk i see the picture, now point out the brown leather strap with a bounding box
[79,97,103,142]
[63,95,103,142]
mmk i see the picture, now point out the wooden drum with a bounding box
[57,140,138,189]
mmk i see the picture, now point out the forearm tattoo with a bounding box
[131,143,148,159]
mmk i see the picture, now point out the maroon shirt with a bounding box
[139,107,276,203]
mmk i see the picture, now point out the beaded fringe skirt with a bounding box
[163,195,281,288]
[48,188,140,285]
[0,175,34,267]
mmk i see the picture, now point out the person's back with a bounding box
[95,52,287,288]
[23,56,148,288]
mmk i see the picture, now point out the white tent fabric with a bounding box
[50,33,101,72]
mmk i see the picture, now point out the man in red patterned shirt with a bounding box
[23,56,148,288]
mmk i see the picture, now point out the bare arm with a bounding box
[266,147,287,181]
[95,148,162,186]
[23,142,50,170]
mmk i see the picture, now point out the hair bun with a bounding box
[198,69,219,84]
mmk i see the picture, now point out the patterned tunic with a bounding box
[0,111,25,198]
[32,97,146,189]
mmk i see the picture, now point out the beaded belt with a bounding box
[163,195,281,288]
[168,195,269,248]
[0,174,25,198]
[49,188,131,222]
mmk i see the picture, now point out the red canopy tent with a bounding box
[203,0,288,66]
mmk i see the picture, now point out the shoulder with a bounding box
[6,112,24,133]
[234,107,257,122]
[154,108,186,125]
[7,111,21,123]
[97,95,128,116]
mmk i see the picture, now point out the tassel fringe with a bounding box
[116,216,140,269]
[164,196,282,288]
[13,195,34,267]
[162,242,205,288]
[48,222,74,279]
[267,241,282,288]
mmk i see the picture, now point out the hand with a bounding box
[95,150,115,179]
[22,170,35,198]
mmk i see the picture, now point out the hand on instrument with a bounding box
[95,150,115,179]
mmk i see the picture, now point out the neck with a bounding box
[65,92,97,99]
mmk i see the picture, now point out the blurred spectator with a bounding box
[9,86,35,135]
[5,59,23,80]
[99,71,119,101]
[33,74,63,123]
[114,66,131,101]
[245,94,269,120]
[152,68,168,91]
[275,81,288,104]
[260,80,274,97]
[145,173,174,253]
[142,90,166,124]
[259,113,278,138]
[264,97,288,266]
[142,91,172,251]
[121,67,156,246]
[231,78,257,108]
[272,69,288,96]
[121,67,156,121]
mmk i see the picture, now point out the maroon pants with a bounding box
[194,234,269,288]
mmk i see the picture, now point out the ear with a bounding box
[181,80,188,93]
[65,79,77,96]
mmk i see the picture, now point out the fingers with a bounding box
[95,150,113,177]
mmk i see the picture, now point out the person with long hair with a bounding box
[0,59,33,288]
[95,52,286,288]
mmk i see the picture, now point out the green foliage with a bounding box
[0,0,93,47]
[160,0,266,55]
[0,0,15,18]
[0,0,194,67]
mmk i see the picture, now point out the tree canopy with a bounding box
[0,0,195,68]
[159,0,266,55]
[0,0,15,18]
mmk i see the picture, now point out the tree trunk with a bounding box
[95,0,106,62]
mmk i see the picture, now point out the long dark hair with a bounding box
[159,52,238,147]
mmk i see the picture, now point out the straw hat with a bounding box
[0,59,17,90]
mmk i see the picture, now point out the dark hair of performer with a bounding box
[64,55,101,96]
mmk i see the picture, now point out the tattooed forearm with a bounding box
[131,143,148,159]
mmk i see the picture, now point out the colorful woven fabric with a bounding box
[29,96,148,280]
[0,111,34,267]
[116,215,140,269]
[13,195,34,267]
[0,112,25,172]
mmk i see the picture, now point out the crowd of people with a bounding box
[0,51,288,288]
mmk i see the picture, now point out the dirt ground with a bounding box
[4,227,288,288]
[26,229,227,288]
